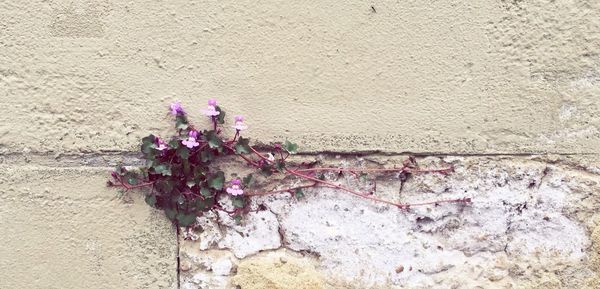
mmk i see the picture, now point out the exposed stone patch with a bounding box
[231,250,326,289]
[178,248,236,289]
[180,156,600,288]
[216,210,282,259]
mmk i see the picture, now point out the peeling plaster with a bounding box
[179,156,600,288]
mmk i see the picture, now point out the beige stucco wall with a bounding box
[0,166,177,289]
[1,0,599,155]
[1,0,599,288]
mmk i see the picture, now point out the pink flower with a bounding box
[188,130,198,138]
[201,99,220,117]
[155,137,168,151]
[170,101,184,115]
[182,136,199,149]
[226,179,244,196]
[232,115,248,131]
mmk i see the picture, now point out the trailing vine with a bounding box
[108,99,471,227]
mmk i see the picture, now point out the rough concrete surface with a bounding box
[1,0,599,154]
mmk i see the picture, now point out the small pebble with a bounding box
[180,261,191,272]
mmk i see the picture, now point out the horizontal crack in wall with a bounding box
[1,151,599,168]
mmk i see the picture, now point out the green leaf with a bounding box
[242,174,253,187]
[193,166,206,178]
[177,213,197,227]
[282,140,298,154]
[200,149,213,162]
[155,180,174,193]
[124,171,139,185]
[200,186,212,197]
[235,137,251,154]
[177,146,190,159]
[176,195,185,205]
[175,115,189,130]
[141,135,157,154]
[232,197,245,208]
[145,195,157,207]
[141,135,156,159]
[208,171,225,190]
[294,188,305,199]
[169,139,181,149]
[194,198,209,211]
[165,208,177,221]
[209,138,222,149]
[233,214,242,224]
[203,197,216,208]
[206,131,223,149]
[186,180,196,188]
[145,159,154,168]
[154,164,172,176]
[215,106,226,124]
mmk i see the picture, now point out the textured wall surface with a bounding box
[1,0,600,155]
[1,0,600,288]
[0,165,178,289]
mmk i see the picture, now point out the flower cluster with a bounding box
[201,98,220,117]
[108,99,259,227]
[182,130,200,149]
[226,179,244,196]
[170,101,184,115]
[232,115,248,131]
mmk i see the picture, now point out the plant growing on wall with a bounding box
[108,99,471,227]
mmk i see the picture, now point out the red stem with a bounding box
[224,144,260,166]
[285,168,408,207]
[250,146,271,162]
[246,146,468,209]
[113,178,155,190]
[295,167,453,174]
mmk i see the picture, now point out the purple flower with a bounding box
[155,137,168,151]
[170,101,184,115]
[226,179,244,196]
[201,99,220,117]
[182,137,199,149]
[188,130,198,138]
[232,115,248,131]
